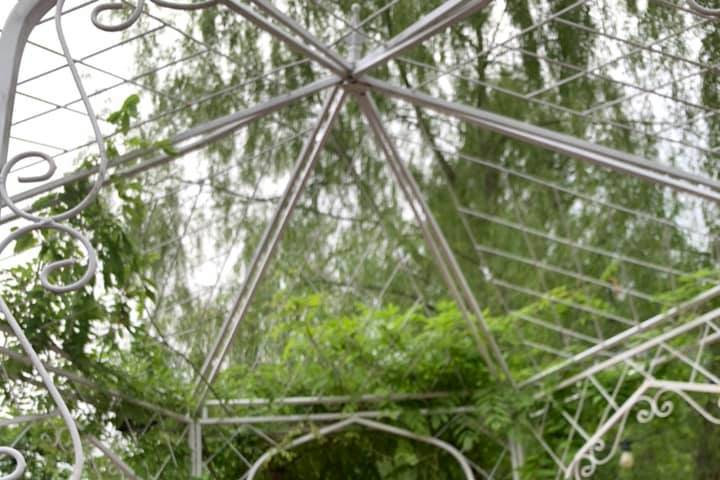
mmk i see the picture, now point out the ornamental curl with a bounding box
[91,0,145,32]
[0,447,25,480]
[573,440,620,479]
[571,384,720,479]
[0,222,98,294]
[688,0,720,17]
[571,414,631,479]
[92,0,217,32]
[575,455,598,479]
[0,0,121,475]
[636,390,674,423]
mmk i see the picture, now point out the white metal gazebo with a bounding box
[3,0,720,478]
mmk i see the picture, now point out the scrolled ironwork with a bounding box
[572,422,628,479]
[91,0,145,32]
[0,447,25,480]
[92,0,217,32]
[636,390,674,423]
[0,0,120,476]
[688,0,720,17]
[570,381,720,479]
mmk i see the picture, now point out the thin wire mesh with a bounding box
[3,0,720,478]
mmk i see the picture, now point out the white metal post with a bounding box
[189,421,203,477]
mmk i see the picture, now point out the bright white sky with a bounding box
[2,0,139,158]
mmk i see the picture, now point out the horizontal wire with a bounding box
[473,242,664,305]
[0,121,311,269]
[526,15,710,103]
[8,134,68,153]
[14,90,88,121]
[491,278,634,326]
[458,207,694,279]
[397,55,720,160]
[390,132,712,239]
[17,25,166,87]
[7,57,313,179]
[13,48,204,129]
[481,31,715,120]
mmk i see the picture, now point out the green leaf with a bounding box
[13,233,37,254]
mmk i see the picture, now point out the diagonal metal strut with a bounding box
[222,0,350,76]
[352,0,491,76]
[195,87,347,405]
[362,76,720,202]
[354,89,512,382]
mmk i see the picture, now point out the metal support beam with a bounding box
[247,0,352,74]
[200,405,478,425]
[87,435,141,480]
[221,0,349,76]
[204,391,461,408]
[353,89,512,382]
[0,75,338,220]
[189,422,203,477]
[195,87,347,404]
[0,411,58,428]
[509,433,524,480]
[353,0,491,76]
[522,283,720,387]
[362,76,720,202]
[552,307,720,393]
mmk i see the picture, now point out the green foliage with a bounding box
[107,94,140,135]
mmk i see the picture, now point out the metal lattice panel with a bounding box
[2,1,720,479]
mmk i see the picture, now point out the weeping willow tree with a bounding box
[114,0,715,390]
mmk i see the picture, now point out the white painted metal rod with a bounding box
[87,435,140,480]
[363,76,720,201]
[196,88,347,404]
[222,0,348,76]
[554,307,720,392]
[0,411,58,428]
[651,379,720,393]
[200,406,478,425]
[353,0,491,75]
[205,391,460,407]
[247,0,352,74]
[523,283,720,386]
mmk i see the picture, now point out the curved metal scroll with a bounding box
[567,379,720,479]
[0,0,220,477]
[91,0,218,32]
[0,0,106,477]
[688,0,720,17]
[246,416,476,480]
